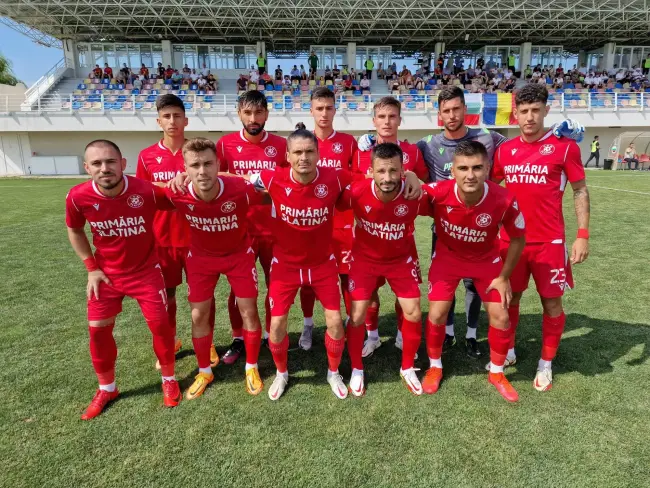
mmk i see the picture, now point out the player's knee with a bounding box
[428,307,448,325]
[191,306,211,331]
[349,310,366,327]
[324,309,343,328]
[490,309,510,329]
[403,307,421,324]
[541,297,563,317]
[146,315,171,337]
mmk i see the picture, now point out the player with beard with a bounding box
[296,87,358,352]
[215,91,288,365]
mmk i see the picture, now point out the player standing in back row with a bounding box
[216,91,288,364]
[490,84,590,391]
[297,87,358,351]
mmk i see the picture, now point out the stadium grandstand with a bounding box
[1,1,650,174]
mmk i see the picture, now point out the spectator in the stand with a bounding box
[190,69,200,82]
[92,64,102,79]
[201,63,210,77]
[323,66,333,82]
[524,65,532,79]
[508,53,516,73]
[103,63,113,80]
[182,64,191,75]
[360,75,370,91]
[364,57,374,79]
[377,63,385,80]
[584,136,600,168]
[300,65,307,80]
[119,63,130,81]
[133,76,143,89]
[207,74,218,91]
[644,54,650,76]
[389,77,399,91]
[332,65,341,79]
[553,75,564,89]
[476,56,484,72]
[556,64,564,76]
[504,78,516,92]
[182,69,192,83]
[344,77,353,91]
[157,62,165,78]
[422,56,430,74]
[171,70,182,85]
[615,69,625,82]
[237,74,248,91]
[414,74,425,90]
[260,70,272,84]
[139,64,149,79]
[257,53,266,75]
[290,65,301,81]
[249,67,259,84]
[283,75,292,88]
[350,67,357,80]
[454,54,463,74]
[624,143,639,170]
[197,76,207,90]
[437,55,444,73]
[115,70,126,84]
[275,65,283,81]
[165,65,174,80]
[398,65,411,85]
[308,51,318,75]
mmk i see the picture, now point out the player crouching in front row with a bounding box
[422,141,526,402]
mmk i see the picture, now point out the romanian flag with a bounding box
[482,93,517,125]
[437,93,481,126]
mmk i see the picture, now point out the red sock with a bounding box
[401,317,421,370]
[508,305,520,349]
[269,334,289,373]
[340,275,351,317]
[346,323,365,370]
[325,332,345,372]
[228,291,243,338]
[89,324,117,385]
[192,334,213,369]
[209,297,215,331]
[146,316,175,377]
[395,300,404,330]
[264,294,271,334]
[243,328,262,365]
[167,296,177,337]
[425,319,446,360]
[541,312,566,361]
[365,304,379,332]
[300,286,316,318]
[488,325,512,367]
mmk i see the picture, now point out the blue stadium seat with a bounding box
[183,102,193,110]
[191,84,198,90]
[102,79,109,84]
[108,84,115,90]
[266,96,274,102]
[113,102,123,110]
[348,102,358,110]
[151,89,159,95]
[178,90,187,95]
[327,85,334,91]
[132,89,140,95]
[353,90,362,96]
[117,95,127,102]
[135,102,144,110]
[165,79,173,85]
[274,85,283,91]
[117,84,124,90]
[406,102,416,110]
[302,102,310,110]
[204,95,213,102]
[615,83,623,89]
[78,84,87,90]
[410,89,418,95]
[274,102,283,110]
[352,79,359,86]
[605,88,614,93]
[565,83,575,89]
[146,95,156,102]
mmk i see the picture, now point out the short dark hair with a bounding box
[438,86,465,107]
[85,139,122,159]
[373,96,401,116]
[238,90,268,110]
[310,86,335,102]
[294,122,307,130]
[287,129,318,149]
[371,142,403,166]
[453,140,488,161]
[156,94,185,113]
[515,84,548,106]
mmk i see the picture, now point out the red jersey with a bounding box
[65,175,173,276]
[256,167,351,267]
[217,130,288,237]
[164,178,262,257]
[315,130,357,229]
[339,179,428,263]
[424,179,525,262]
[352,140,429,181]
[491,131,585,243]
[136,140,190,248]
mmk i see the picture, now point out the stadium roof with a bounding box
[2,0,650,53]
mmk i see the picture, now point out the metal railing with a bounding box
[2,91,648,118]
[21,58,69,111]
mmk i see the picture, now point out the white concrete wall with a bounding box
[0,83,28,112]
[0,133,31,175]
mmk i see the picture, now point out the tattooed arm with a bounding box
[570,179,590,264]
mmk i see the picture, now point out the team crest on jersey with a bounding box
[127,194,144,209]
[511,148,518,156]
[394,204,408,217]
[92,203,100,210]
[364,205,372,213]
[348,279,356,292]
[476,213,492,227]
[539,144,555,156]
[187,204,194,211]
[265,146,277,158]
[236,146,243,153]
[155,156,163,164]
[221,201,236,213]
[332,142,343,154]
[403,152,410,164]
[314,184,328,198]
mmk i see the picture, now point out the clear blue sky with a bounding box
[0,24,62,86]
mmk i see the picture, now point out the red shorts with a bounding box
[269,255,341,316]
[331,227,354,275]
[427,252,502,303]
[87,264,168,322]
[156,246,188,289]
[251,235,274,279]
[186,249,258,303]
[349,254,421,301]
[501,240,574,298]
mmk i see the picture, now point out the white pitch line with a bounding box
[589,185,650,196]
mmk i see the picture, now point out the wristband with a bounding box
[83,257,99,272]
[576,229,589,239]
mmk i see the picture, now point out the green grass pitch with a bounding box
[0,172,648,487]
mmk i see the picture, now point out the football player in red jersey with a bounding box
[163,138,265,398]
[340,143,429,396]
[66,140,181,420]
[422,141,526,402]
[136,94,220,370]
[351,96,429,360]
[216,91,289,365]
[297,87,358,352]
[490,84,590,391]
